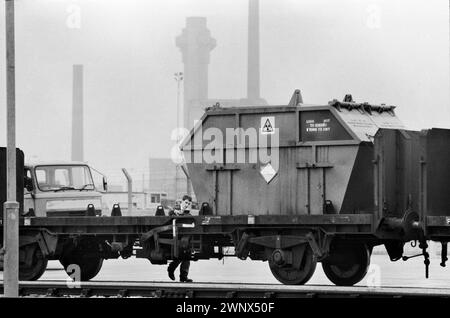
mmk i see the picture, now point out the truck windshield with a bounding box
[34,165,95,192]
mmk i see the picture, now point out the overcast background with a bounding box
[0,0,449,184]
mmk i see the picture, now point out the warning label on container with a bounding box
[305,118,331,133]
[260,163,277,183]
[299,110,352,142]
[261,116,275,134]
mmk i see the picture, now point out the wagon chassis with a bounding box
[2,211,445,286]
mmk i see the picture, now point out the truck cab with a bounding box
[23,162,104,217]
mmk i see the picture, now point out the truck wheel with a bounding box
[269,244,317,285]
[322,241,370,286]
[60,255,103,281]
[19,244,48,281]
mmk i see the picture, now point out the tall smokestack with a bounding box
[247,0,260,100]
[71,64,84,162]
[176,17,216,128]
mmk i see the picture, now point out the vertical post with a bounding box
[175,72,183,138]
[186,174,192,197]
[122,169,133,215]
[174,164,179,201]
[175,75,179,201]
[148,158,151,194]
[4,0,19,297]
[180,165,192,197]
[174,72,184,201]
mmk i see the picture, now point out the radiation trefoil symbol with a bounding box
[260,116,275,135]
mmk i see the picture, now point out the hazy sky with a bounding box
[0,0,449,184]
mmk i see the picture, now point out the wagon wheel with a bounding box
[268,244,317,285]
[322,241,370,286]
[19,244,48,281]
[60,255,104,281]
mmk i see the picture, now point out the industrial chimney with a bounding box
[71,64,84,162]
[241,0,267,106]
[176,17,216,128]
[247,0,260,101]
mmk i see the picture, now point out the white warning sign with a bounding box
[260,163,277,183]
[261,116,275,134]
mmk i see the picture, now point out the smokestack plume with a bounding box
[71,64,84,162]
[247,0,260,100]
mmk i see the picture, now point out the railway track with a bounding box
[1,280,450,298]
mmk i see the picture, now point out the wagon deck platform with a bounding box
[15,214,450,239]
[16,214,375,234]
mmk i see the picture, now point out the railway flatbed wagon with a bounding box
[1,92,449,287]
[5,212,373,283]
[179,92,450,285]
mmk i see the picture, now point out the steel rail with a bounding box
[1,280,450,298]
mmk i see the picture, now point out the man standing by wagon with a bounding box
[167,194,193,282]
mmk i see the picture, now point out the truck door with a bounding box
[23,168,35,215]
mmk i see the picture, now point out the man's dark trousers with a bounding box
[168,259,190,280]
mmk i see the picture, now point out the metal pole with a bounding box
[3,0,19,298]
[175,72,192,197]
[148,158,151,194]
[186,173,192,197]
[175,72,182,137]
[122,169,133,215]
[174,72,183,201]
[180,164,192,196]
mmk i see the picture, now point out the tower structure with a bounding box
[71,64,84,162]
[247,0,261,101]
[176,17,216,129]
